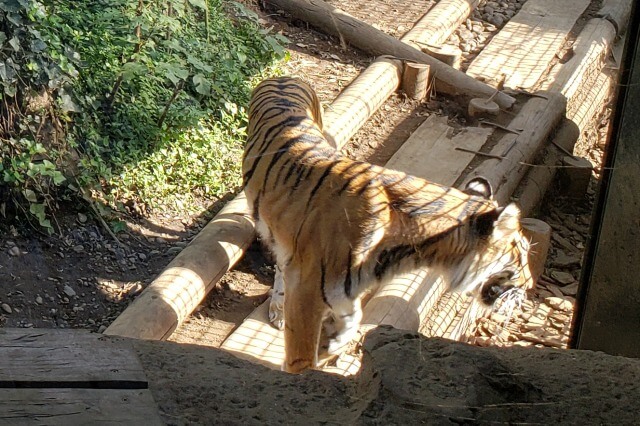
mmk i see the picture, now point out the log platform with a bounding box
[105,0,631,377]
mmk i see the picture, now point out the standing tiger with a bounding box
[242,76,532,374]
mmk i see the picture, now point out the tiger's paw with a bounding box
[268,290,285,330]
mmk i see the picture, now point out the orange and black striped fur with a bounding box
[242,77,532,374]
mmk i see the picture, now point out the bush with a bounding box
[0,0,287,231]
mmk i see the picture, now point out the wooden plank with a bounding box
[0,389,163,425]
[386,115,492,182]
[0,329,147,388]
[466,0,591,90]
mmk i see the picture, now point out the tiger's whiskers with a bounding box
[493,287,527,329]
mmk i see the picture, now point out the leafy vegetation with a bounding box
[0,0,287,231]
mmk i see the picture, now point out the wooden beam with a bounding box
[466,0,591,90]
[265,0,516,109]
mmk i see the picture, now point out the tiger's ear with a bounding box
[493,203,521,239]
[464,177,493,199]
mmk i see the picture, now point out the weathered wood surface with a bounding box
[0,389,163,425]
[265,0,516,109]
[401,62,430,100]
[401,0,481,48]
[386,115,492,182]
[466,0,591,90]
[0,328,147,387]
[0,329,162,424]
[324,56,403,147]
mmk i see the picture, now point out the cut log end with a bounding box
[401,62,431,100]
[468,97,500,117]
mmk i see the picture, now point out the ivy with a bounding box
[0,0,287,231]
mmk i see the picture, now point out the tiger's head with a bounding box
[461,178,533,306]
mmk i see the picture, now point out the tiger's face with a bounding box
[475,203,532,305]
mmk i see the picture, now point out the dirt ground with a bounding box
[0,0,614,361]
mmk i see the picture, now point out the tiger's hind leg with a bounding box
[324,297,363,355]
[268,264,285,330]
[283,265,326,373]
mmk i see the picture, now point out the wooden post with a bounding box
[264,0,516,109]
[401,62,430,100]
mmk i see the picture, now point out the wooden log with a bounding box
[324,56,403,147]
[596,0,634,34]
[516,23,620,215]
[264,0,516,109]
[401,62,430,100]
[401,0,481,48]
[513,119,580,216]
[462,91,567,206]
[105,194,255,339]
[542,18,617,116]
[466,0,591,90]
[421,45,462,69]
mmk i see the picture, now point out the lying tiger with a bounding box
[242,76,532,374]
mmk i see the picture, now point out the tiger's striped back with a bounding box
[242,77,532,374]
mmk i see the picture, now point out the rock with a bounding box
[72,244,85,253]
[545,297,574,312]
[550,270,576,285]
[35,296,43,305]
[489,15,504,27]
[559,282,579,296]
[98,325,107,333]
[551,251,582,268]
[1,303,12,314]
[166,247,182,256]
[63,285,77,298]
[78,213,88,223]
[8,246,20,257]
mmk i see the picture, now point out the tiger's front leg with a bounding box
[268,264,285,330]
[283,265,326,373]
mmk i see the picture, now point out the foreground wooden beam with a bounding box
[265,0,516,109]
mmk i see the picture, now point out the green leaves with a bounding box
[1,0,288,228]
